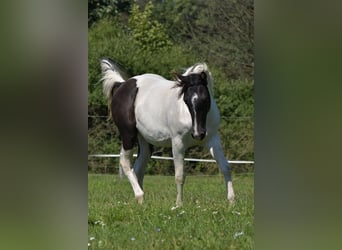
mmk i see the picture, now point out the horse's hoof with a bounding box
[136,195,144,204]
[228,197,235,206]
[175,201,183,207]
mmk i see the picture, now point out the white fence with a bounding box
[89,154,254,164]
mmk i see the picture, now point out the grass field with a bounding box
[88,173,254,249]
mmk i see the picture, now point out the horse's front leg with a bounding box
[172,139,186,207]
[206,134,235,204]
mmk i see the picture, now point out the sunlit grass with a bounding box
[88,174,254,249]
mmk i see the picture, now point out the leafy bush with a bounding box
[129,1,172,51]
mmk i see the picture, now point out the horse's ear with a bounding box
[176,74,187,84]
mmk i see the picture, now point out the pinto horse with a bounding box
[100,58,235,206]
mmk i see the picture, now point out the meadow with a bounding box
[88,173,254,249]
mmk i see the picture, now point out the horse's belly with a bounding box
[137,126,172,147]
[136,119,172,147]
[145,136,172,147]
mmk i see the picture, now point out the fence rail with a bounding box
[88,115,253,120]
[89,154,254,164]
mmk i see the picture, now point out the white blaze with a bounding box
[191,93,199,136]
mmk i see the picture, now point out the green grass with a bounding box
[88,173,254,249]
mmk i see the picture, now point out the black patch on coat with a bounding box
[111,78,139,150]
[111,82,124,96]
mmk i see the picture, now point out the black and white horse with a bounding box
[100,58,234,206]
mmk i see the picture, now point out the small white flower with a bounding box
[94,220,105,227]
[177,210,185,216]
[89,236,95,241]
[131,237,135,241]
[88,243,90,247]
[233,231,244,239]
[212,211,218,215]
[171,206,179,210]
[232,211,241,215]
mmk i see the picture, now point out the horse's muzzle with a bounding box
[191,131,206,141]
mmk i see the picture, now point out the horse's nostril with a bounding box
[191,131,206,140]
[200,132,206,140]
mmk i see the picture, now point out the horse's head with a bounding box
[177,72,211,141]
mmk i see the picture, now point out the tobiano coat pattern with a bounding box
[100,58,234,206]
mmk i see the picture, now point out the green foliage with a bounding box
[129,1,172,52]
[214,76,254,162]
[88,174,254,249]
[88,0,118,26]
[88,0,132,27]
[153,0,254,80]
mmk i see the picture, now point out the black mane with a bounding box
[175,72,208,98]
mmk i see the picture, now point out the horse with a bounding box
[100,58,235,206]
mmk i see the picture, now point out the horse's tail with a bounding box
[100,58,126,99]
[100,58,127,119]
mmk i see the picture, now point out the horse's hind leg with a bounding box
[111,77,143,202]
[206,134,235,204]
[120,146,144,203]
[134,134,152,189]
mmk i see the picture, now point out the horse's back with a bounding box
[137,73,166,81]
[133,74,174,88]
[133,74,177,105]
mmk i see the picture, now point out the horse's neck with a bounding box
[172,93,192,128]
